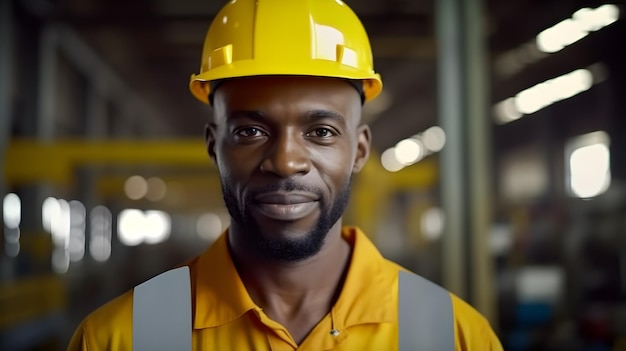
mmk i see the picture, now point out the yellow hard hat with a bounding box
[189,0,383,104]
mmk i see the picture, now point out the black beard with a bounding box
[222,178,351,262]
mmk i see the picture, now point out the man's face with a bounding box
[207,76,371,262]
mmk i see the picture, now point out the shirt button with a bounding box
[330,329,340,337]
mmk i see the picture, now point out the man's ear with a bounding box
[352,124,371,173]
[205,123,218,163]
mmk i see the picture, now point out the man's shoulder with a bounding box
[67,290,134,350]
[449,293,489,327]
[379,262,503,349]
[449,294,503,349]
[88,289,134,328]
[67,255,205,350]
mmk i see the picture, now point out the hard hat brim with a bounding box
[189,59,382,105]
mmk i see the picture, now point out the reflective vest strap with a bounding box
[398,271,455,351]
[132,266,191,351]
[131,268,453,350]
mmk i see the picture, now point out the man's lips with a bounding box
[254,191,319,204]
[252,192,319,221]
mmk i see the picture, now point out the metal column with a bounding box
[436,0,467,299]
[0,0,14,277]
[37,26,59,140]
[1,0,14,191]
[465,0,496,323]
[436,0,495,321]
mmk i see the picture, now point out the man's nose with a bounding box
[259,132,311,177]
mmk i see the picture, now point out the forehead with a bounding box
[212,76,361,122]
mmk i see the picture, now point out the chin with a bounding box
[250,218,330,262]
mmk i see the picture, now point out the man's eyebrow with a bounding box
[225,109,347,124]
[303,110,347,124]
[226,110,266,121]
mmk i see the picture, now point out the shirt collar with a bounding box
[192,226,396,329]
[331,226,396,330]
[193,231,258,329]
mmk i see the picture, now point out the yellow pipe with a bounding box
[0,274,65,330]
[4,139,212,185]
[349,152,438,238]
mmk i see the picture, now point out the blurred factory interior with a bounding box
[1,0,626,349]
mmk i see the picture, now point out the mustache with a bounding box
[247,179,322,197]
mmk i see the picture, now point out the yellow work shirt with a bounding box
[68,226,503,350]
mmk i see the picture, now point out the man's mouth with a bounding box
[252,192,319,221]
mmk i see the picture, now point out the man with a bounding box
[68,0,503,349]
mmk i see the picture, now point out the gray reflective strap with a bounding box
[133,266,192,351]
[398,271,455,350]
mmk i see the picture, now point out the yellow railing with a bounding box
[0,275,66,330]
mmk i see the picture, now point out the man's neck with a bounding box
[228,222,352,344]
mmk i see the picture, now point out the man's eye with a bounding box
[236,128,264,137]
[308,128,335,138]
